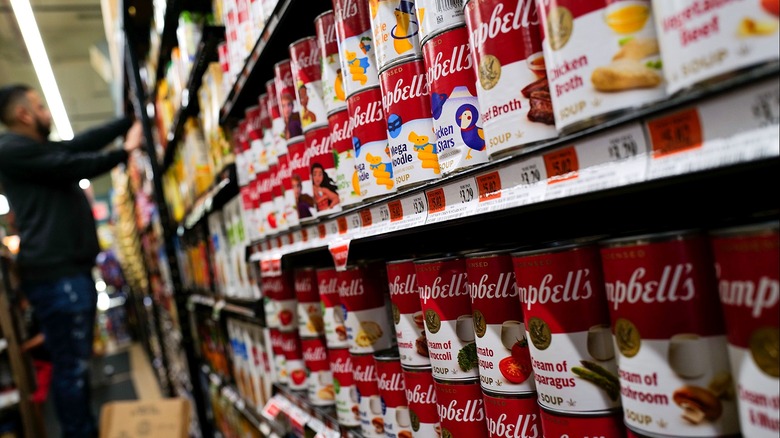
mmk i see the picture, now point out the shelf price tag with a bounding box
[337,217,348,235]
[425,177,479,224]
[544,146,579,184]
[388,200,404,222]
[476,171,501,202]
[500,156,548,207]
[387,194,428,232]
[369,203,391,235]
[359,208,373,228]
[328,239,351,272]
[647,107,703,158]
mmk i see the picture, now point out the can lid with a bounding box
[386,258,416,266]
[289,35,317,48]
[420,24,468,47]
[600,230,700,248]
[378,55,424,76]
[510,235,607,258]
[294,266,316,273]
[265,78,275,87]
[287,135,305,145]
[314,10,334,21]
[373,347,401,361]
[480,388,538,399]
[273,58,291,68]
[413,254,460,264]
[345,85,382,102]
[400,365,433,373]
[710,220,780,238]
[315,266,336,273]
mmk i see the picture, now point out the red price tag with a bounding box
[476,172,502,202]
[426,188,446,214]
[388,200,404,222]
[543,146,579,184]
[317,224,327,239]
[337,217,348,235]
[647,107,703,158]
[360,209,373,227]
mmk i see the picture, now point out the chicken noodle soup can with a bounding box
[289,36,328,132]
[402,367,440,438]
[539,407,626,438]
[330,347,361,427]
[337,264,396,354]
[379,58,441,189]
[305,125,342,216]
[415,0,465,43]
[347,87,397,200]
[269,328,289,384]
[316,11,348,113]
[414,256,477,381]
[294,268,325,337]
[482,390,543,438]
[333,0,380,97]
[710,222,779,438]
[511,243,621,412]
[274,59,304,140]
[537,0,666,133]
[600,232,739,437]
[434,379,489,438]
[374,351,413,438]
[352,353,384,438]
[266,79,287,159]
[317,267,348,348]
[328,109,363,207]
[370,0,422,71]
[302,336,336,406]
[387,259,431,368]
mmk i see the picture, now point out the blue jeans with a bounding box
[24,273,97,438]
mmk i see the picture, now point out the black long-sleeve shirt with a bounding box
[0,118,132,282]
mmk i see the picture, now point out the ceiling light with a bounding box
[79,179,91,189]
[9,0,74,140]
[0,195,9,215]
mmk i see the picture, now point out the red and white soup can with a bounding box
[279,330,307,390]
[415,0,465,43]
[347,87,396,200]
[600,232,739,437]
[422,26,488,174]
[369,0,422,71]
[274,59,304,140]
[316,10,348,113]
[328,108,362,207]
[305,125,342,216]
[387,259,431,368]
[257,170,277,237]
[287,135,316,223]
[266,79,286,160]
[375,351,413,438]
[294,268,325,337]
[414,256,476,381]
[466,250,535,394]
[258,93,275,168]
[379,58,441,189]
[352,353,385,438]
[289,36,328,132]
[317,267,348,348]
[539,407,626,438]
[246,105,268,174]
[302,336,335,406]
[270,163,288,232]
[536,0,666,133]
[329,347,361,427]
[402,367,440,438]
[710,222,779,438]
[263,271,297,331]
[337,264,396,354]
[512,243,621,412]
[434,378,490,438]
[463,0,557,157]
[482,390,543,438]
[269,328,288,384]
[333,0,380,97]
[279,145,299,228]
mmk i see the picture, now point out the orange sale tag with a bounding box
[647,108,703,158]
[426,188,446,214]
[337,217,348,235]
[476,172,502,202]
[359,209,372,227]
[388,200,404,222]
[543,146,579,184]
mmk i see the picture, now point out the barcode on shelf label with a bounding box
[436,0,460,11]
[425,177,479,224]
[387,194,428,232]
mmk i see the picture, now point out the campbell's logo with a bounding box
[486,413,540,438]
[470,0,539,49]
[718,270,779,318]
[319,276,338,296]
[605,264,695,311]
[288,149,311,172]
[303,344,328,362]
[389,273,417,297]
[381,73,430,111]
[246,112,262,134]
[467,272,518,301]
[378,371,405,393]
[292,42,320,72]
[518,269,593,310]
[307,133,332,158]
[405,383,436,405]
[263,277,285,294]
[437,398,485,423]
[330,117,353,144]
[321,19,337,46]
[426,42,473,84]
[334,0,358,22]
[276,69,294,90]
[419,273,467,304]
[353,363,376,383]
[276,159,291,179]
[258,172,274,193]
[294,276,313,293]
[338,277,365,297]
[349,101,384,129]
[331,355,353,375]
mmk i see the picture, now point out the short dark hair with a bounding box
[0,84,32,126]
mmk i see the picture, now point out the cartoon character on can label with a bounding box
[392,1,419,55]
[408,131,440,174]
[366,151,394,189]
[456,104,485,159]
[346,38,374,86]
[335,68,346,101]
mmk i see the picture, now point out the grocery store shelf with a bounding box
[181,163,238,230]
[273,383,361,438]
[219,0,332,123]
[0,390,20,411]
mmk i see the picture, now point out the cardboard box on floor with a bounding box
[99,398,190,438]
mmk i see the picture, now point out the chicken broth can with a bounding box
[374,351,413,438]
[330,347,361,427]
[422,26,488,174]
[294,268,325,337]
[402,367,440,438]
[415,0,465,43]
[387,259,431,368]
[434,379,490,438]
[301,336,336,406]
[370,0,422,70]
[379,58,441,189]
[289,36,328,132]
[512,243,621,412]
[414,256,477,381]
[347,87,397,199]
[482,390,543,438]
[710,222,779,438]
[305,125,342,216]
[352,353,384,438]
[536,0,666,133]
[338,264,396,354]
[539,407,626,438]
[333,0,380,97]
[316,11,348,113]
[317,267,348,348]
[600,232,739,437]
[328,109,363,207]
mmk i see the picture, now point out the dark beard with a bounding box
[35,117,51,140]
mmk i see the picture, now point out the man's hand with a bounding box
[124,121,144,153]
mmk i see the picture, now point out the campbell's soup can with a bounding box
[434,379,489,438]
[600,232,739,437]
[402,367,440,438]
[387,259,431,368]
[270,163,288,231]
[294,268,325,337]
[246,105,268,174]
[539,407,626,438]
[653,1,779,95]
[330,347,361,427]
[258,93,276,167]
[235,120,251,186]
[328,109,363,207]
[289,36,328,133]
[415,0,465,43]
[305,125,342,216]
[463,0,557,157]
[316,10,348,113]
[274,59,304,140]
[465,250,535,394]
[512,243,621,412]
[279,331,306,390]
[257,170,276,236]
[347,87,397,200]
[289,134,316,222]
[263,271,298,331]
[269,328,289,384]
[422,26,488,174]
[333,0,380,97]
[375,351,413,438]
[280,144,301,227]
[317,267,348,348]
[537,0,666,133]
[338,264,396,353]
[352,353,385,438]
[710,222,779,438]
[266,79,287,159]
[379,58,441,189]
[369,0,422,70]
[414,256,477,380]
[302,336,336,406]
[482,390,543,438]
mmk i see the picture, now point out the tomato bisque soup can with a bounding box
[434,378,490,438]
[352,353,385,438]
[482,390,543,438]
[328,109,363,207]
[463,0,557,157]
[652,1,780,95]
[263,271,298,331]
[302,336,336,406]
[710,222,779,438]
[333,0,380,97]
[316,10,348,113]
[539,407,626,438]
[402,367,440,438]
[347,87,397,199]
[379,58,442,189]
[294,268,325,337]
[266,79,287,159]
[422,26,488,174]
[274,59,304,140]
[370,0,422,71]
[337,264,396,353]
[387,259,431,368]
[330,347,361,427]
[415,0,465,43]
[279,330,308,390]
[512,243,621,412]
[600,232,739,437]
[414,256,477,380]
[269,328,289,384]
[305,125,342,216]
[317,267,348,348]
[536,0,666,133]
[375,350,413,438]
[289,36,328,133]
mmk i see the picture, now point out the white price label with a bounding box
[500,156,548,207]
[325,220,339,240]
[371,203,392,234]
[387,194,428,232]
[425,177,478,224]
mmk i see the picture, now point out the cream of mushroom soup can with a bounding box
[352,352,385,438]
[374,350,413,438]
[317,267,348,348]
[338,264,396,354]
[387,259,431,368]
[330,347,361,427]
[302,336,336,406]
[415,0,465,44]
[316,10,348,113]
[294,267,325,337]
[333,0,380,97]
[347,87,397,199]
[402,367,440,438]
[539,407,627,438]
[600,232,739,437]
[482,390,543,438]
[369,0,423,70]
[434,378,490,438]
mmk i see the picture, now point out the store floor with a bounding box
[42,343,161,437]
